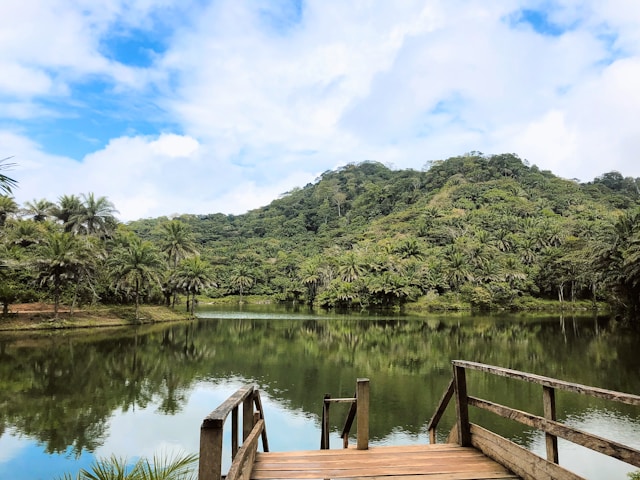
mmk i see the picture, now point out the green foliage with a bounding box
[2,154,640,316]
[57,452,197,480]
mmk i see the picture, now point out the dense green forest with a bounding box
[2,153,640,317]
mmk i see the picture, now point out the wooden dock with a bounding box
[250,444,518,480]
[198,361,640,480]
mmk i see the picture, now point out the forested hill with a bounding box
[129,153,640,312]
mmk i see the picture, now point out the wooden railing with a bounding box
[199,385,269,480]
[320,378,370,450]
[428,360,640,480]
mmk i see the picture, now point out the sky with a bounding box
[2,0,640,221]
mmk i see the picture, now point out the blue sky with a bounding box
[2,0,640,220]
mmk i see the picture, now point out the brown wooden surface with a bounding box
[250,444,519,480]
[227,419,265,480]
[470,424,584,480]
[542,386,558,463]
[356,378,370,450]
[468,396,640,467]
[452,360,640,406]
[453,365,471,447]
[427,378,454,444]
[203,385,254,428]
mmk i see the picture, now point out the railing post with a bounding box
[356,378,369,450]
[453,365,471,447]
[321,394,331,449]
[543,386,559,463]
[232,406,240,459]
[243,391,253,441]
[199,420,223,480]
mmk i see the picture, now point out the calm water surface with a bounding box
[0,306,638,480]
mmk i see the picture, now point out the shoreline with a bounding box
[0,304,192,332]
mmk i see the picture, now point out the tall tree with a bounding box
[107,236,164,321]
[71,193,118,236]
[229,265,254,302]
[34,232,91,319]
[23,198,55,222]
[0,195,18,227]
[53,194,84,233]
[160,220,198,268]
[173,256,215,316]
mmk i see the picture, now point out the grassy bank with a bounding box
[0,304,191,332]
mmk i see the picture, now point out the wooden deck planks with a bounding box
[250,445,520,480]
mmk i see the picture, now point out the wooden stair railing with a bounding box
[321,378,370,450]
[429,360,640,480]
[199,385,269,480]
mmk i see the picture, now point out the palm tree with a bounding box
[0,195,18,227]
[53,194,84,232]
[161,220,198,268]
[5,218,46,248]
[34,232,90,319]
[299,260,320,304]
[23,198,55,222]
[230,265,254,302]
[71,193,119,236]
[173,256,216,315]
[58,452,197,480]
[0,156,18,195]
[337,251,366,282]
[107,235,164,321]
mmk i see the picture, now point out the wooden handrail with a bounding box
[426,378,454,443]
[199,386,269,480]
[451,360,640,406]
[438,360,640,479]
[320,378,369,450]
[468,396,640,467]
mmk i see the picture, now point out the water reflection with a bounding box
[0,307,638,480]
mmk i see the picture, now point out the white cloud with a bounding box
[3,0,640,220]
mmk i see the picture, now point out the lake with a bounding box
[0,305,639,480]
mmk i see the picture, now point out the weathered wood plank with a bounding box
[470,424,584,480]
[253,390,270,452]
[199,422,224,480]
[542,386,558,463]
[203,385,254,428]
[454,365,471,447]
[252,444,474,459]
[469,396,640,467]
[356,378,370,450]
[251,444,519,480]
[228,419,264,480]
[428,378,455,444]
[251,462,514,479]
[453,360,640,406]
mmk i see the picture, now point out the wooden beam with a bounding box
[202,385,254,428]
[226,419,264,480]
[470,424,585,480]
[454,365,471,447]
[427,378,455,444]
[542,386,558,463]
[253,389,270,453]
[356,378,370,450]
[199,421,223,480]
[452,361,640,406]
[469,396,640,468]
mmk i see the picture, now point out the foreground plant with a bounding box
[57,452,198,480]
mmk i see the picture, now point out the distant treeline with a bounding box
[2,153,640,316]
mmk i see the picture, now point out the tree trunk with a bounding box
[134,279,140,322]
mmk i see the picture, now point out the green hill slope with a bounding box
[128,153,640,312]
